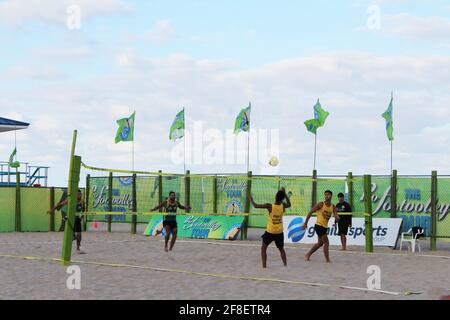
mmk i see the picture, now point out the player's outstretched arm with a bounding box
[47,199,68,215]
[150,200,166,212]
[282,188,291,209]
[303,202,323,229]
[177,202,191,211]
[248,194,271,212]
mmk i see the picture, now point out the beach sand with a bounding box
[0,227,449,300]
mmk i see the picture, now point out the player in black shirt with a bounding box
[48,189,86,254]
[151,191,191,252]
[336,193,352,251]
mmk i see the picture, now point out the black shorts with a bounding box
[338,215,352,236]
[262,232,284,249]
[74,217,82,233]
[314,225,328,238]
[163,220,178,230]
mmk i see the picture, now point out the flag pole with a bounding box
[183,108,186,174]
[313,132,317,171]
[133,110,135,172]
[246,131,250,173]
[246,102,251,173]
[14,126,17,176]
[390,140,393,175]
[390,91,393,175]
[184,135,186,174]
[132,139,135,172]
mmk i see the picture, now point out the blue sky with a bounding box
[0,0,450,186]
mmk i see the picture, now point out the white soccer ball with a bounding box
[269,156,279,167]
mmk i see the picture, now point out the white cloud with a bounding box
[147,20,177,44]
[0,0,131,27]
[384,13,450,42]
[30,47,93,59]
[4,66,67,81]
[2,52,450,186]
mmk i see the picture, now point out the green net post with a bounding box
[185,170,191,213]
[158,170,163,212]
[347,172,354,209]
[61,130,80,266]
[15,171,21,232]
[364,174,374,253]
[61,156,81,266]
[311,170,317,208]
[84,174,90,231]
[242,171,252,241]
[50,187,55,232]
[131,173,137,234]
[391,170,398,218]
[431,171,438,251]
[213,175,218,214]
[108,172,113,233]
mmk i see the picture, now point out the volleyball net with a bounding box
[81,161,369,230]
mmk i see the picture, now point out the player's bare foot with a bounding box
[305,253,311,261]
[77,250,86,255]
[326,260,332,263]
[164,247,169,252]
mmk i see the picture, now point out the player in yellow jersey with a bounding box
[249,187,291,269]
[303,190,340,263]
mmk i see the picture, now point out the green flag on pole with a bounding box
[9,148,20,168]
[304,99,329,135]
[234,103,251,134]
[314,99,330,127]
[169,109,185,141]
[115,112,135,143]
[304,119,321,135]
[382,94,394,141]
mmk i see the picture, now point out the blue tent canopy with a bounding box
[0,117,30,133]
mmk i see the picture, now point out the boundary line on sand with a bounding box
[0,239,450,259]
[171,239,450,260]
[0,238,448,260]
[0,253,420,297]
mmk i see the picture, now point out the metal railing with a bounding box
[0,161,49,187]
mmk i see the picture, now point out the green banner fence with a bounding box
[1,172,449,248]
[0,186,85,232]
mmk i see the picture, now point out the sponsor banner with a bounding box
[354,177,450,237]
[143,215,245,240]
[217,177,247,214]
[284,216,403,247]
[89,177,133,222]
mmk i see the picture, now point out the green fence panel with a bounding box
[437,177,450,238]
[247,177,273,228]
[353,176,389,218]
[53,188,67,232]
[189,176,214,214]
[279,177,312,216]
[0,187,16,232]
[20,187,50,232]
[88,177,109,223]
[396,177,432,236]
[136,176,158,223]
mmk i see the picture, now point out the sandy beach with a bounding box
[0,227,449,300]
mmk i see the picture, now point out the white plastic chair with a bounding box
[400,228,424,253]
